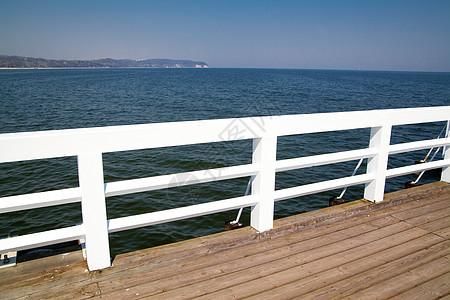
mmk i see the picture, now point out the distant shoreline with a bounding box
[0,66,210,70]
[0,55,209,69]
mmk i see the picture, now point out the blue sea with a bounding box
[0,68,449,255]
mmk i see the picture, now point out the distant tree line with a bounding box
[0,55,209,68]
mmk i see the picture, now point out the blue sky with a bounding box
[1,0,449,71]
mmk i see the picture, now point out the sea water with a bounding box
[0,68,449,255]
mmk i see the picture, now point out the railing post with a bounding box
[78,152,111,271]
[441,120,450,183]
[250,132,277,232]
[364,125,392,203]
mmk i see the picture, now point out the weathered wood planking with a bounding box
[0,182,449,299]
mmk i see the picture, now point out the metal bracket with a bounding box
[0,235,17,268]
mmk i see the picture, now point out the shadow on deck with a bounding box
[1,182,449,299]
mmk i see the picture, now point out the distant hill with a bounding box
[0,55,209,68]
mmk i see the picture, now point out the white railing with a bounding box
[0,107,449,271]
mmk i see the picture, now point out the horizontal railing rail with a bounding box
[0,106,449,271]
[105,163,260,197]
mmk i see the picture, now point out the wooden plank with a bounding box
[106,209,386,273]
[138,224,427,299]
[257,239,450,300]
[388,195,449,221]
[379,182,450,208]
[0,209,395,299]
[108,226,259,270]
[268,185,449,239]
[434,226,450,239]
[0,262,90,298]
[360,195,449,228]
[97,222,381,298]
[347,255,450,299]
[195,232,444,300]
[390,272,450,300]
[0,250,84,284]
[400,209,450,227]
[417,215,450,234]
[55,282,102,299]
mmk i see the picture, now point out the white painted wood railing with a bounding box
[0,107,449,271]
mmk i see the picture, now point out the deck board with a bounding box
[0,181,449,299]
[288,240,450,300]
[348,255,450,299]
[187,228,439,300]
[390,272,450,300]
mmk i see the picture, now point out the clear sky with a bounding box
[1,0,449,71]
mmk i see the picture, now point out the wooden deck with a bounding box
[1,182,449,299]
